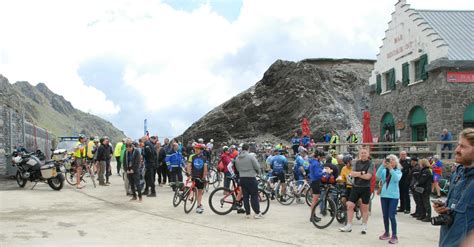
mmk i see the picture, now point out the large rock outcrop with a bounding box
[180,58,375,144]
[0,75,125,143]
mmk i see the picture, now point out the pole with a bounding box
[144,119,147,135]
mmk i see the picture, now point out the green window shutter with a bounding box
[402,62,409,86]
[376,75,382,94]
[389,68,396,90]
[420,54,428,80]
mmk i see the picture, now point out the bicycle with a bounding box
[276,177,312,206]
[208,177,270,216]
[310,183,338,229]
[175,177,205,214]
[64,158,96,188]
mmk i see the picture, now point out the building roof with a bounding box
[416,10,474,61]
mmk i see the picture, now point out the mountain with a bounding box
[180,58,375,145]
[0,75,126,142]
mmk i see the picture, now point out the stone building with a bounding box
[369,0,474,142]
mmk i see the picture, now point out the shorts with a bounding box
[310,180,321,195]
[273,173,285,183]
[193,178,205,190]
[433,174,441,183]
[73,158,84,167]
[349,187,371,205]
[342,187,352,198]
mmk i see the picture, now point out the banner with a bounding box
[447,72,474,83]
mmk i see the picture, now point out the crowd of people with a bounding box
[68,128,474,246]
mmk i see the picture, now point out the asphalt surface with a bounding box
[0,168,441,246]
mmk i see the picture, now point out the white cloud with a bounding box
[1,0,473,137]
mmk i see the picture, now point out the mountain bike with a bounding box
[208,177,270,216]
[64,158,96,188]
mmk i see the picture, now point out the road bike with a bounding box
[208,177,270,216]
[64,158,96,188]
[173,177,205,214]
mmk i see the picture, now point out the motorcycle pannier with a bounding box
[40,164,56,179]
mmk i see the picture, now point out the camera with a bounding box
[431,214,453,226]
[385,158,390,163]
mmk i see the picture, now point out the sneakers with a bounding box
[361,224,368,234]
[196,205,204,214]
[389,237,398,244]
[379,233,390,240]
[339,224,352,232]
[254,213,264,219]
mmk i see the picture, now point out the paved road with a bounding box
[0,171,440,246]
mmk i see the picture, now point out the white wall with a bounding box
[369,0,449,86]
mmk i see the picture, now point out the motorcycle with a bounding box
[11,151,66,191]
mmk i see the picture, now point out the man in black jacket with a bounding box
[140,137,157,197]
[157,139,169,186]
[96,138,108,186]
[398,151,411,214]
[124,139,143,201]
[408,157,422,217]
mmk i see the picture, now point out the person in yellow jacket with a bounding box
[73,135,87,189]
[329,130,340,151]
[114,139,124,176]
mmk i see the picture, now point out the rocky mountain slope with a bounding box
[0,75,125,142]
[180,58,375,144]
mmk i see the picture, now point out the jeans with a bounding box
[128,173,142,198]
[105,159,111,183]
[116,156,121,175]
[157,164,168,184]
[240,177,260,215]
[144,166,156,193]
[169,167,183,189]
[98,161,106,185]
[381,197,398,237]
[441,144,452,159]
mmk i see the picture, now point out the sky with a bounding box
[1,0,473,140]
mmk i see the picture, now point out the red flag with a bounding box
[301,118,311,136]
[362,111,373,144]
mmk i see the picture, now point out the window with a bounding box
[383,68,396,92]
[464,103,474,128]
[413,54,428,82]
[402,62,409,86]
[376,74,382,95]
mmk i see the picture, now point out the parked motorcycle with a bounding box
[11,151,65,190]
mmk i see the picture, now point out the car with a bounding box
[51,137,80,160]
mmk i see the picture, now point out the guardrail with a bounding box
[311,141,457,159]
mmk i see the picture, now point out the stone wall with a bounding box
[370,67,474,142]
[0,104,54,175]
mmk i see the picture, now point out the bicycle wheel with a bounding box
[276,184,295,206]
[305,189,313,207]
[212,172,222,189]
[311,197,336,229]
[184,187,197,214]
[173,189,183,207]
[207,168,218,185]
[258,189,270,215]
[208,187,235,215]
[336,200,347,225]
[65,170,77,185]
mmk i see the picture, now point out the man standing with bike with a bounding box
[187,143,208,214]
[340,147,374,234]
[270,149,288,202]
[235,143,264,219]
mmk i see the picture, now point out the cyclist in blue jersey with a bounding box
[291,132,301,156]
[294,147,308,187]
[309,149,325,222]
[270,149,288,202]
[186,143,208,214]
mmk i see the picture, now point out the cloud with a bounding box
[1,0,473,139]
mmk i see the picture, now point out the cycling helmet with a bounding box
[223,146,229,152]
[78,134,86,140]
[198,138,204,143]
[194,143,206,150]
[210,139,214,142]
[342,155,353,164]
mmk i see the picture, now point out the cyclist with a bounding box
[339,155,353,205]
[226,152,245,214]
[270,149,288,202]
[294,147,309,204]
[309,150,325,222]
[220,146,233,190]
[114,139,124,176]
[187,143,208,214]
[291,132,301,156]
[86,137,95,173]
[73,135,87,189]
[340,147,374,234]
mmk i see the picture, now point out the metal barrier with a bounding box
[312,141,457,159]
